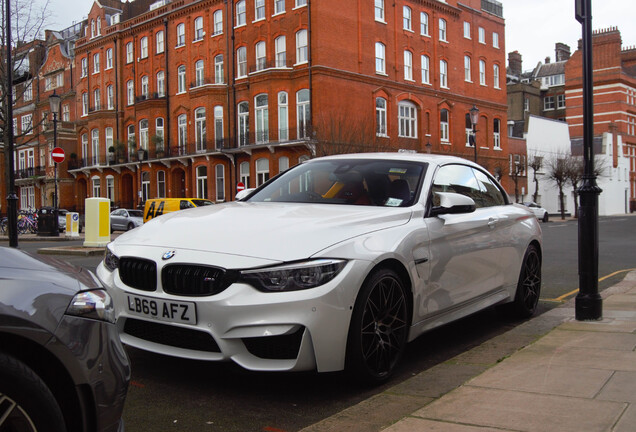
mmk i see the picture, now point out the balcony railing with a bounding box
[15,166,45,179]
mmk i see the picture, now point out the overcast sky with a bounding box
[37,0,636,73]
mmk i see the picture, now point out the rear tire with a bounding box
[0,352,66,432]
[542,212,549,223]
[127,222,134,231]
[504,244,542,319]
[346,268,410,384]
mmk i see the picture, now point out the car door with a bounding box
[111,210,124,230]
[422,163,508,315]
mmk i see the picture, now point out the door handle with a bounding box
[488,217,498,228]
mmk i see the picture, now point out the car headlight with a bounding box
[103,247,119,272]
[240,259,346,292]
[66,289,116,323]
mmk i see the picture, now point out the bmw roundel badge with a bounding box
[162,250,176,260]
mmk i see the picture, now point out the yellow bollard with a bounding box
[66,212,80,237]
[83,198,110,247]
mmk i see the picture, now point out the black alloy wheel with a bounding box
[347,268,410,383]
[510,244,542,318]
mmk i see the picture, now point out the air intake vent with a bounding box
[162,264,234,296]
[119,257,157,291]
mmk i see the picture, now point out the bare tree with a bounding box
[545,152,570,220]
[1,0,51,192]
[527,153,543,203]
[566,154,607,218]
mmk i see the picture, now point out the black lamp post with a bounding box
[469,105,479,163]
[137,146,146,208]
[575,0,602,320]
[49,91,61,236]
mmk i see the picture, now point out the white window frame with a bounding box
[178,114,187,152]
[464,55,471,82]
[157,171,166,198]
[214,106,224,149]
[493,119,501,149]
[479,60,486,85]
[195,107,206,151]
[439,18,447,42]
[91,129,100,165]
[194,17,204,41]
[213,10,223,35]
[127,80,134,105]
[375,42,385,74]
[255,158,269,187]
[106,48,113,69]
[177,65,186,93]
[195,60,205,86]
[420,12,429,36]
[278,91,288,141]
[237,47,247,77]
[139,119,149,150]
[403,6,412,31]
[82,92,89,115]
[404,50,413,81]
[156,31,165,53]
[238,101,249,146]
[140,36,148,58]
[493,32,499,49]
[478,27,486,44]
[398,101,417,139]
[176,23,185,47]
[141,75,149,98]
[215,164,225,201]
[94,88,101,110]
[255,94,269,144]
[376,97,387,137]
[296,89,310,139]
[275,36,286,68]
[440,60,448,88]
[493,64,500,89]
[275,0,285,15]
[157,71,165,97]
[93,53,100,73]
[375,0,384,22]
[255,0,265,21]
[255,41,266,71]
[440,109,449,143]
[236,0,246,27]
[463,22,471,39]
[296,29,308,64]
[126,42,133,63]
[215,55,224,84]
[196,165,208,199]
[421,55,430,84]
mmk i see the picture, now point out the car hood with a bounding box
[112,202,413,261]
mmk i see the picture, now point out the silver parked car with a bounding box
[110,208,144,232]
[0,247,130,431]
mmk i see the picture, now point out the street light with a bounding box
[49,91,61,235]
[469,105,479,163]
[137,146,146,209]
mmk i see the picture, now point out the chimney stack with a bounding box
[508,51,523,76]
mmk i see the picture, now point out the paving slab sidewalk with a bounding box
[302,272,636,432]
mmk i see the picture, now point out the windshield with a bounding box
[248,159,426,207]
[191,199,214,206]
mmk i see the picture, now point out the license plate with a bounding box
[126,294,197,325]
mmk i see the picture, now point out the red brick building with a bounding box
[4,0,512,214]
[565,27,636,210]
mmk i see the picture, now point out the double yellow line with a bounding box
[546,268,636,302]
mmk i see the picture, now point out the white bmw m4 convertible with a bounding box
[97,153,542,383]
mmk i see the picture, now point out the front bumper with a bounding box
[97,258,370,373]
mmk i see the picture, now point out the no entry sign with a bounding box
[237,182,245,192]
[51,147,65,164]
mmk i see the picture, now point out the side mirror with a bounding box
[430,192,476,216]
[236,188,256,201]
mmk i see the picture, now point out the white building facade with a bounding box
[525,115,629,216]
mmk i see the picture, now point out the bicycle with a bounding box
[17,210,38,234]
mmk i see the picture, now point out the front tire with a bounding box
[346,268,410,384]
[542,212,549,223]
[0,352,66,432]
